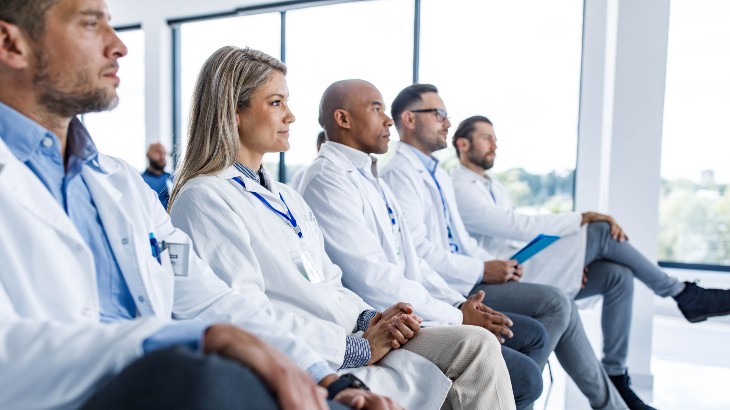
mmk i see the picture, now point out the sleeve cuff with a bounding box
[356,310,378,332]
[141,320,208,354]
[306,360,337,383]
[339,336,371,369]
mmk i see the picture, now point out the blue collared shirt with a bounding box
[0,102,138,321]
[0,102,205,353]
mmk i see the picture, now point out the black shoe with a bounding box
[674,281,730,323]
[608,372,656,410]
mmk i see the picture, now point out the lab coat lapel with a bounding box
[0,139,91,255]
[82,158,157,316]
[396,143,449,231]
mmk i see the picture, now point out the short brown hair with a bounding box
[452,115,493,157]
[0,0,58,41]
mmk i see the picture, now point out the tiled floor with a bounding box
[534,293,730,409]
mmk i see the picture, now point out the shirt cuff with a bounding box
[339,336,371,369]
[356,309,378,332]
[141,320,208,354]
[306,361,337,383]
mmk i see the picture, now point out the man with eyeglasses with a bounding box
[381,84,630,410]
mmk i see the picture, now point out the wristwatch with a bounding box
[326,373,370,400]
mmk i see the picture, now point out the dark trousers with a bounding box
[82,346,350,410]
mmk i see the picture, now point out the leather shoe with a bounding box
[674,281,730,323]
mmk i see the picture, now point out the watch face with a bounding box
[343,373,370,391]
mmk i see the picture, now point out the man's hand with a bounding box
[203,324,328,410]
[483,259,521,283]
[581,212,629,242]
[582,266,589,289]
[460,290,514,343]
[334,389,405,410]
[363,311,420,364]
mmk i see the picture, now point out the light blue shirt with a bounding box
[0,102,205,353]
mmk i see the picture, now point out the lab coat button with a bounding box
[81,307,90,315]
[42,137,53,148]
[138,296,145,303]
[121,238,129,245]
[75,244,84,251]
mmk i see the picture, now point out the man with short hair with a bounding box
[381,84,631,410]
[142,142,173,208]
[300,79,545,410]
[0,1,389,408]
[450,114,730,410]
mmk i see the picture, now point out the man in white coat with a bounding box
[450,115,730,410]
[299,79,549,410]
[381,84,630,410]
[0,1,382,408]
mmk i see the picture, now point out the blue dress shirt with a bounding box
[0,102,205,353]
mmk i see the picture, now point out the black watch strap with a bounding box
[326,373,370,400]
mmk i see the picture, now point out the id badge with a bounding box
[166,242,190,277]
[298,243,324,284]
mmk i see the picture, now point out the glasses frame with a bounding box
[410,108,449,123]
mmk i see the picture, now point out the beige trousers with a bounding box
[403,325,516,410]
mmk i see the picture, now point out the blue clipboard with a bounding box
[509,234,560,264]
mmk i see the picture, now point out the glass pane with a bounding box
[659,0,730,265]
[178,13,281,179]
[284,0,414,182]
[420,0,583,213]
[82,29,146,171]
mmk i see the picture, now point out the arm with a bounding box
[300,170,463,326]
[452,176,581,241]
[168,182,351,369]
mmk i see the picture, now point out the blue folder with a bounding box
[509,234,561,264]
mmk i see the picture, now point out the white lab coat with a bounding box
[450,165,587,297]
[381,142,491,296]
[169,164,451,409]
[299,142,465,327]
[0,139,326,409]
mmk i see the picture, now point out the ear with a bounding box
[400,110,416,131]
[0,21,32,70]
[455,138,470,157]
[333,108,351,130]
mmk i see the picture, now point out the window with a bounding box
[284,0,414,182]
[659,0,730,266]
[82,28,146,171]
[177,13,282,178]
[419,0,584,213]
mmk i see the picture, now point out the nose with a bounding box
[285,105,296,124]
[108,28,128,59]
[385,115,394,127]
[444,117,451,128]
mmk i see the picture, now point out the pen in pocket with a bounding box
[149,233,161,264]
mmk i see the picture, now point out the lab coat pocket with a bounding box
[146,250,174,317]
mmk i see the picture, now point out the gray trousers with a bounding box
[472,282,628,410]
[578,221,685,376]
[82,345,350,410]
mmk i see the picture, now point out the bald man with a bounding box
[299,79,546,410]
[142,142,173,208]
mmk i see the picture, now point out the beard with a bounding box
[149,159,166,172]
[33,48,119,117]
[467,148,494,171]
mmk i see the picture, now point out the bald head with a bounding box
[319,79,375,139]
[318,79,394,155]
[146,143,167,172]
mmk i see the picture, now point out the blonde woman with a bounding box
[169,46,515,410]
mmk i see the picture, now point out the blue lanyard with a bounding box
[427,170,459,253]
[232,176,303,239]
[379,187,397,226]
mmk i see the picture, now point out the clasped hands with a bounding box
[460,290,514,344]
[363,302,422,365]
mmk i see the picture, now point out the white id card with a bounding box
[296,242,325,283]
[166,243,190,277]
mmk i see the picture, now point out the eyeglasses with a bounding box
[411,108,449,123]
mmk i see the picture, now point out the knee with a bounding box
[608,265,635,295]
[540,285,572,322]
[459,325,503,356]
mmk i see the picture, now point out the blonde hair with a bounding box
[168,46,286,210]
